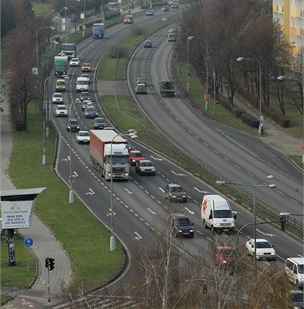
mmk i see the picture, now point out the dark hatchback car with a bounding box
[171,213,194,238]
[84,106,98,119]
[166,183,187,203]
[66,118,80,132]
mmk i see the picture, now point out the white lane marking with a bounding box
[85,188,95,195]
[124,188,133,194]
[194,187,206,194]
[106,208,116,216]
[147,208,157,215]
[150,155,163,161]
[184,207,195,215]
[256,228,275,237]
[171,170,186,176]
[72,171,79,178]
[134,232,143,240]
[159,187,165,193]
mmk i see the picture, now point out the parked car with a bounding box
[129,149,145,166]
[93,117,105,129]
[69,57,80,66]
[76,130,90,144]
[52,92,64,104]
[66,118,80,132]
[84,106,98,119]
[144,40,153,48]
[285,257,304,288]
[165,183,187,203]
[81,63,92,72]
[55,105,68,117]
[135,159,156,175]
[145,9,154,16]
[245,239,276,261]
[170,213,194,238]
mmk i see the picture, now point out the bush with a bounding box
[240,112,259,128]
[269,111,290,128]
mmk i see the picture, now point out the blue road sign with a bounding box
[24,238,33,248]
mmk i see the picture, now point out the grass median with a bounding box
[1,236,37,304]
[9,102,125,293]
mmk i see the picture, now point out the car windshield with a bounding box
[70,120,78,125]
[72,58,79,61]
[79,132,89,136]
[95,119,103,124]
[298,265,304,274]
[57,81,65,86]
[291,292,304,303]
[141,162,152,167]
[111,156,129,165]
[77,81,89,85]
[54,93,62,97]
[177,218,191,226]
[87,107,95,112]
[57,106,66,110]
[256,241,272,249]
[171,186,182,193]
[131,151,142,157]
[213,210,232,218]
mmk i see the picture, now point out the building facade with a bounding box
[273,0,304,58]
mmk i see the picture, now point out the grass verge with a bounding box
[32,2,53,16]
[289,155,304,169]
[1,236,37,303]
[9,102,125,292]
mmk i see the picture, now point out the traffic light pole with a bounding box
[47,267,51,303]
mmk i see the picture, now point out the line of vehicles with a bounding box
[52,37,304,298]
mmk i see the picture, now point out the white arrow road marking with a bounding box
[194,187,207,194]
[256,228,275,237]
[171,170,186,176]
[123,188,133,194]
[184,207,195,215]
[85,188,95,196]
[134,232,143,240]
[72,171,79,178]
[159,187,165,193]
[106,208,116,216]
[147,208,157,215]
[150,155,163,161]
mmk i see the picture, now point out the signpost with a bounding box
[24,238,33,248]
[45,257,55,303]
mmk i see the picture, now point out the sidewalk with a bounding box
[229,90,303,159]
[0,80,72,308]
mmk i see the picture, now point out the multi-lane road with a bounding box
[49,7,303,306]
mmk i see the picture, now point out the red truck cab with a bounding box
[129,149,145,166]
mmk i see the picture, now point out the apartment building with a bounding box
[273,0,304,58]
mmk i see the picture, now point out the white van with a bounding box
[76,76,90,92]
[201,194,236,232]
[285,257,304,288]
[55,78,66,92]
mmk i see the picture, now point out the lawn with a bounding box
[32,2,53,16]
[1,236,37,303]
[9,102,125,292]
[97,56,128,80]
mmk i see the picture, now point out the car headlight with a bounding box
[172,195,176,198]
[178,230,182,232]
[189,229,194,232]
[182,195,186,198]
[124,173,129,176]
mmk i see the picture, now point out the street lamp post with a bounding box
[236,57,264,135]
[186,36,195,93]
[216,176,276,278]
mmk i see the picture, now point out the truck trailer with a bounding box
[90,130,129,181]
[61,43,77,59]
[54,56,68,76]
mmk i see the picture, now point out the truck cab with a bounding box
[129,149,145,166]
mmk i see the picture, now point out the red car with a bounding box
[129,149,145,166]
[214,246,235,267]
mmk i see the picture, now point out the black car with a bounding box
[93,117,105,129]
[171,213,194,238]
[66,118,80,132]
[290,290,304,308]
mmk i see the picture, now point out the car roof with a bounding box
[53,92,62,95]
[168,183,181,188]
[140,159,152,163]
[69,118,78,122]
[248,239,268,243]
[57,104,66,107]
[287,257,304,264]
[78,130,89,134]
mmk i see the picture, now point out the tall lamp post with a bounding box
[216,175,276,277]
[236,57,264,135]
[186,36,195,93]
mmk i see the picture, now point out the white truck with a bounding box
[76,76,90,92]
[90,130,129,181]
[201,194,236,233]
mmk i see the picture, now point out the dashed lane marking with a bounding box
[123,188,133,194]
[256,228,275,237]
[171,170,186,177]
[159,187,165,193]
[147,207,157,215]
[184,207,195,215]
[150,155,163,161]
[134,232,143,240]
[85,188,95,196]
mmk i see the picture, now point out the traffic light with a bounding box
[45,257,55,271]
[49,258,55,271]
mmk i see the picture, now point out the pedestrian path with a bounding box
[0,80,72,308]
